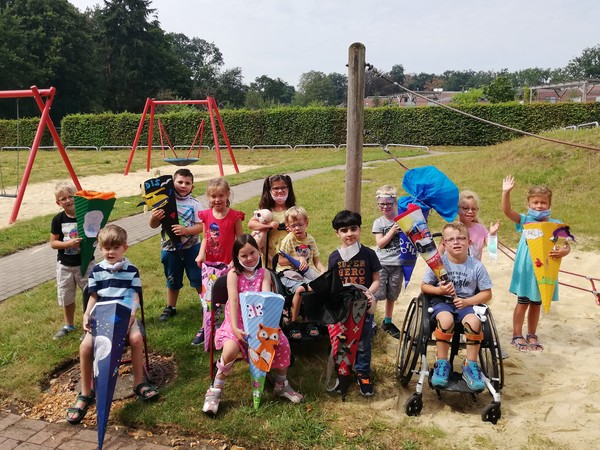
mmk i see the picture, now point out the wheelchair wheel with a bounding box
[395,296,424,386]
[479,308,504,391]
[481,402,501,424]
[404,393,423,416]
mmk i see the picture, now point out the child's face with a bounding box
[174,175,194,197]
[208,188,229,211]
[100,243,127,265]
[270,180,289,204]
[458,199,479,225]
[442,228,469,259]
[286,217,308,239]
[56,192,75,215]
[527,195,550,211]
[377,197,396,218]
[238,243,260,270]
[335,225,361,248]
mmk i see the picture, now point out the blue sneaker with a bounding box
[462,360,485,391]
[431,359,450,388]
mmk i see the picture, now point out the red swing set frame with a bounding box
[0,86,81,224]
[124,96,239,176]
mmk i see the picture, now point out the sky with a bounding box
[68,0,600,88]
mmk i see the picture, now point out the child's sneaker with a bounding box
[191,329,205,346]
[357,373,374,396]
[159,306,176,322]
[202,387,222,415]
[53,325,75,340]
[381,321,400,339]
[462,360,485,392]
[273,380,304,403]
[431,359,450,388]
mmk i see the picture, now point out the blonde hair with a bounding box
[54,181,76,199]
[206,178,232,207]
[442,221,470,238]
[527,186,552,204]
[375,185,397,199]
[97,224,128,248]
[458,190,481,223]
[285,206,309,224]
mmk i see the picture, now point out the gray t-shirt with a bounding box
[372,216,402,266]
[422,254,492,298]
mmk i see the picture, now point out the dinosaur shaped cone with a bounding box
[524,222,571,313]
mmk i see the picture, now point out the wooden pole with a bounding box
[345,42,365,213]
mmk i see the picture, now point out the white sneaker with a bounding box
[273,380,304,403]
[202,387,222,415]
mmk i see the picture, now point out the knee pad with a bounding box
[463,322,483,345]
[434,320,454,343]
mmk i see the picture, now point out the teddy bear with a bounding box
[250,209,273,256]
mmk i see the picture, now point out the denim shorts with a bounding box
[161,243,202,290]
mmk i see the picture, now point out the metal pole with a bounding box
[345,42,366,213]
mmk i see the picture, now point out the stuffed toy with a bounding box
[251,209,273,255]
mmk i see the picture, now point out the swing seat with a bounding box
[163,157,200,166]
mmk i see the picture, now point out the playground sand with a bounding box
[0,163,259,229]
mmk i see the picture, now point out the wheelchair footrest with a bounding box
[434,371,484,394]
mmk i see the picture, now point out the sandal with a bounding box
[66,390,95,425]
[306,324,320,338]
[134,382,160,401]
[526,334,544,352]
[510,335,530,352]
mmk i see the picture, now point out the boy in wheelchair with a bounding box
[421,222,492,392]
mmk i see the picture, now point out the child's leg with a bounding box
[203,339,240,415]
[290,285,306,322]
[525,302,543,350]
[511,299,530,349]
[166,288,179,308]
[433,311,453,361]
[461,315,485,391]
[271,335,302,402]
[79,334,94,396]
[64,302,76,327]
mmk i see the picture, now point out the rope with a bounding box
[366,64,600,153]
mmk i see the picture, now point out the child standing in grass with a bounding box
[66,225,158,425]
[202,234,303,415]
[192,178,244,346]
[247,174,297,268]
[371,185,404,339]
[502,175,570,352]
[50,182,93,340]
[329,210,381,396]
[150,168,203,322]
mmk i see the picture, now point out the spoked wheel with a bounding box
[404,393,423,416]
[395,297,424,386]
[481,402,501,424]
[479,308,504,391]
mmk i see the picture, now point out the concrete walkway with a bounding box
[0,166,349,448]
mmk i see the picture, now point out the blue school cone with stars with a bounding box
[240,291,285,410]
[91,293,134,450]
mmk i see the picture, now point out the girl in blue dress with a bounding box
[502,175,570,352]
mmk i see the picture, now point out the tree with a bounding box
[450,88,485,105]
[390,64,405,86]
[249,75,295,104]
[214,67,246,108]
[566,44,600,79]
[294,71,336,106]
[484,76,516,103]
[509,67,553,87]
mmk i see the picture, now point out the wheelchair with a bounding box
[395,294,504,424]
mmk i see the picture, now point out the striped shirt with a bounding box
[88,258,142,302]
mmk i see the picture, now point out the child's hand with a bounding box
[298,257,308,271]
[439,280,456,297]
[453,297,466,309]
[195,254,205,267]
[550,245,570,259]
[268,220,279,230]
[502,175,515,192]
[68,238,82,249]
[82,313,91,332]
[151,208,165,220]
[171,224,186,236]
[489,221,500,236]
[233,327,247,341]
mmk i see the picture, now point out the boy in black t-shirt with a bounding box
[328,210,381,396]
[49,182,92,340]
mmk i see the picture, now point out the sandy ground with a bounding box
[375,246,600,449]
[3,167,600,449]
[0,164,259,228]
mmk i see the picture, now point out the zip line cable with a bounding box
[366,64,600,153]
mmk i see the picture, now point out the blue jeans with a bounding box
[161,242,202,290]
[355,312,373,376]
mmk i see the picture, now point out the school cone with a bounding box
[523,222,564,313]
[74,190,116,275]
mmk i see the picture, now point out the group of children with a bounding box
[51,168,569,421]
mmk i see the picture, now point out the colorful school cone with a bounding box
[74,190,116,275]
[90,298,133,450]
[240,291,285,410]
[138,175,181,254]
[200,262,229,352]
[523,222,568,313]
[394,203,449,282]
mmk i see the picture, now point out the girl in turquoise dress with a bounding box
[502,175,570,352]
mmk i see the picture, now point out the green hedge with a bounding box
[2,103,600,148]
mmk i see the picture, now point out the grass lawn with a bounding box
[1,129,599,449]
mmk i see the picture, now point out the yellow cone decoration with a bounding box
[523,222,564,313]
